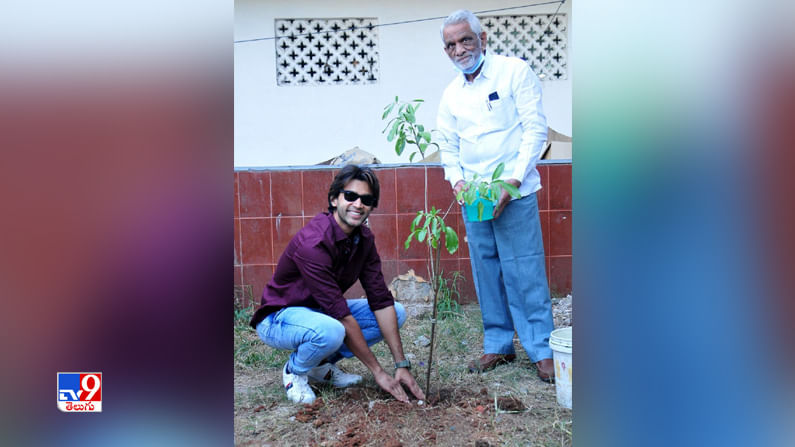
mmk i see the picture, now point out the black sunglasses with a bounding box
[342,190,376,207]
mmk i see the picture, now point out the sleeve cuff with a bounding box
[325,301,352,321]
[367,297,395,312]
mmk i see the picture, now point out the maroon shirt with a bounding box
[249,212,395,328]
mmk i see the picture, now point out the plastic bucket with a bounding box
[464,192,494,222]
[549,327,573,409]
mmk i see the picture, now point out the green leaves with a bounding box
[461,187,477,206]
[404,232,414,251]
[458,162,522,209]
[444,225,458,254]
[382,96,435,160]
[403,209,459,255]
[497,180,521,198]
[386,120,399,142]
[395,133,406,155]
[492,162,505,180]
[382,101,396,120]
[383,96,458,274]
[411,212,423,230]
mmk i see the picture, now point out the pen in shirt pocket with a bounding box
[486,91,499,111]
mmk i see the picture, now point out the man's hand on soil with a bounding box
[373,370,409,403]
[395,367,425,401]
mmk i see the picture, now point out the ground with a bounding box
[234,299,572,447]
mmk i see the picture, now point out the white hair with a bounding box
[440,9,483,42]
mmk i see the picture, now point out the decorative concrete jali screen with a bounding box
[234,163,571,307]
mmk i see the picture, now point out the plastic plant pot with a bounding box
[464,192,494,222]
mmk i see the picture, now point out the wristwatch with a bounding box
[394,359,411,370]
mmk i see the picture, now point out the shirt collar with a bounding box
[326,211,358,243]
[458,50,493,87]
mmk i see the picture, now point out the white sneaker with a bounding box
[282,363,316,404]
[307,362,363,388]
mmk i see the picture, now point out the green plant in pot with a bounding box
[457,162,522,222]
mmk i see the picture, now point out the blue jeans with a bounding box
[256,299,407,375]
[462,193,554,362]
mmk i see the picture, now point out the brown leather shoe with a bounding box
[468,353,516,373]
[535,358,555,383]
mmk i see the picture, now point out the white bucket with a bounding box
[549,327,573,409]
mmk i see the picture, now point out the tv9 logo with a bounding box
[57,372,102,412]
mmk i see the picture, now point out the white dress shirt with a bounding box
[437,51,547,197]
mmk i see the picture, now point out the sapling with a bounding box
[382,97,458,398]
[382,96,523,397]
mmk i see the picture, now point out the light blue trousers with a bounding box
[462,193,554,362]
[256,299,406,375]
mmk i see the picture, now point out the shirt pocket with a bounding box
[483,91,516,132]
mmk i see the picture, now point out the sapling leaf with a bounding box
[492,162,505,180]
[418,228,427,242]
[396,134,406,155]
[382,118,396,134]
[382,103,395,120]
[412,212,423,230]
[477,201,485,221]
[404,232,414,250]
[421,131,432,142]
[490,183,500,200]
[419,142,428,153]
[409,152,417,162]
[431,216,439,239]
[444,226,458,254]
[500,181,521,198]
[464,188,476,205]
[387,121,398,142]
[417,124,424,132]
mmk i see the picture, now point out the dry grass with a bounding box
[234,303,572,446]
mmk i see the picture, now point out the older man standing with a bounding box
[437,9,555,382]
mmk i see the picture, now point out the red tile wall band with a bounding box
[234,164,572,303]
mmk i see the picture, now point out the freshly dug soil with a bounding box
[285,386,524,447]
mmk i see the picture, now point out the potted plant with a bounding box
[457,163,521,222]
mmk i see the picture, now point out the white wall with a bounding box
[235,0,572,167]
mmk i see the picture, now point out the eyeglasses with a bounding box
[342,190,376,207]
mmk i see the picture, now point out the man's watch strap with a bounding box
[394,359,411,370]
